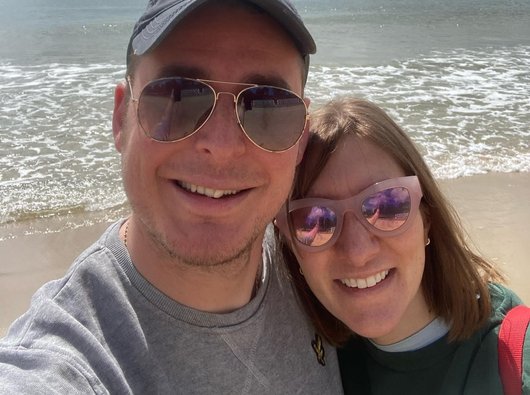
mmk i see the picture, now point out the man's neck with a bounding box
[121,220,265,313]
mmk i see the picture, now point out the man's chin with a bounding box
[162,234,259,270]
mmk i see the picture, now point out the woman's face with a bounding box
[295,136,432,345]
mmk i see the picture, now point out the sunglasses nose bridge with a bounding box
[335,199,359,232]
[214,90,237,102]
[342,209,363,232]
[333,212,380,266]
[190,90,249,154]
[211,91,240,123]
[340,208,377,241]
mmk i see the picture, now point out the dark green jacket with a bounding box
[339,283,530,394]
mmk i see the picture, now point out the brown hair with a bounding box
[278,97,505,346]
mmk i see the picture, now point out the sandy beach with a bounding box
[439,172,530,304]
[1,171,529,337]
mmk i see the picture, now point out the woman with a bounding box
[275,98,529,394]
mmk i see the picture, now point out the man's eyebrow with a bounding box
[152,66,292,90]
[243,74,292,90]
[155,65,206,79]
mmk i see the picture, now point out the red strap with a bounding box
[498,305,530,395]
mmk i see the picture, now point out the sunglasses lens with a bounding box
[237,86,306,151]
[361,187,412,232]
[290,206,337,247]
[138,78,214,142]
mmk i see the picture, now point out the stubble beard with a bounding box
[146,218,266,272]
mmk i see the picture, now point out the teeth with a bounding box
[179,182,239,199]
[366,276,376,287]
[357,278,368,289]
[340,270,389,289]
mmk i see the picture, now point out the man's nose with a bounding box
[192,92,247,159]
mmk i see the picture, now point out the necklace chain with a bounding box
[123,220,129,248]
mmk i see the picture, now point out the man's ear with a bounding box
[296,97,311,165]
[112,81,128,153]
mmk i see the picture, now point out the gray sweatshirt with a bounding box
[0,222,342,394]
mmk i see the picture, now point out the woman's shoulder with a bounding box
[487,282,525,321]
[488,283,530,395]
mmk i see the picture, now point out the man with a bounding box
[0,1,343,393]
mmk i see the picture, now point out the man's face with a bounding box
[113,4,308,268]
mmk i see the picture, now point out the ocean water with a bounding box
[1,0,529,232]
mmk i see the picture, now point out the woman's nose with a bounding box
[334,212,380,266]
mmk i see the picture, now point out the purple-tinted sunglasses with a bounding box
[276,176,423,252]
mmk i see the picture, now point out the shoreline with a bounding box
[1,171,529,336]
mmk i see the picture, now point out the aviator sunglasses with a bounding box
[276,176,423,252]
[127,76,308,152]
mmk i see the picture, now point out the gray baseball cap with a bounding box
[127,0,316,80]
